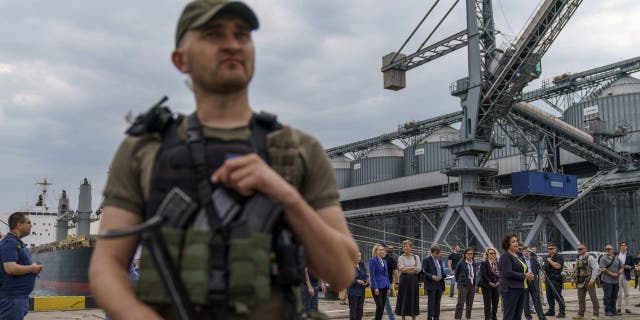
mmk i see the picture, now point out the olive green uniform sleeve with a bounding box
[294,129,340,211]
[102,135,161,218]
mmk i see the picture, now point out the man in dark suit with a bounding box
[423,245,445,320]
[523,246,547,320]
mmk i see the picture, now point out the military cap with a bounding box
[175,0,259,47]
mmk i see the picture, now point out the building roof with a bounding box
[597,75,640,98]
[364,143,404,158]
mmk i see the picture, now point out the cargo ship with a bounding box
[26,178,100,296]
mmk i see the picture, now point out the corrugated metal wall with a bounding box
[404,142,454,175]
[565,93,640,153]
[335,168,351,189]
[567,188,640,251]
[350,157,404,186]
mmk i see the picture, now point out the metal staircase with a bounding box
[557,167,619,212]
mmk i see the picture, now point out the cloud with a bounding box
[0,0,638,214]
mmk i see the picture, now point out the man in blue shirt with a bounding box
[0,212,43,320]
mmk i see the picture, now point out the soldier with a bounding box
[571,243,599,320]
[543,243,565,318]
[88,1,358,319]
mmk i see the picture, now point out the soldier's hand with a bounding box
[587,281,594,287]
[211,153,296,203]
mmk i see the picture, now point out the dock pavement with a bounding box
[25,287,640,319]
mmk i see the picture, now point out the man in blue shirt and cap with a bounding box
[0,212,44,319]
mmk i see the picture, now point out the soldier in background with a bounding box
[572,243,600,320]
[543,243,565,318]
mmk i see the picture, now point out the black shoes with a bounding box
[544,311,555,316]
[557,314,566,318]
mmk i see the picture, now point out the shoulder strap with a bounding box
[604,256,615,269]
[248,111,283,164]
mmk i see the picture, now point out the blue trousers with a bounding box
[384,295,395,320]
[449,277,456,297]
[0,297,29,320]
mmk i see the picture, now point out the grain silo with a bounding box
[331,155,352,189]
[564,76,640,153]
[351,143,404,186]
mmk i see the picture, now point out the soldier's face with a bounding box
[176,16,255,94]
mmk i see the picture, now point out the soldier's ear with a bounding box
[172,49,189,73]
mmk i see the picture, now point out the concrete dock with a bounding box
[25,287,640,319]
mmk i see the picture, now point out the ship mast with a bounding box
[35,178,52,212]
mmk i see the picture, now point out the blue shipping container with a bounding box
[511,171,577,198]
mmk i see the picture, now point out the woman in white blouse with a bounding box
[395,240,422,319]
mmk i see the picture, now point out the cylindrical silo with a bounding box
[332,155,352,189]
[564,76,640,153]
[351,143,404,186]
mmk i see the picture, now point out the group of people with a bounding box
[347,235,640,320]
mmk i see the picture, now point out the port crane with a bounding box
[381,0,590,250]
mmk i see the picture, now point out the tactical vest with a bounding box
[574,256,591,286]
[128,100,305,319]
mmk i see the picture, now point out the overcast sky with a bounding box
[0,0,638,214]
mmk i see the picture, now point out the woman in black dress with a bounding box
[395,240,421,319]
[478,247,500,320]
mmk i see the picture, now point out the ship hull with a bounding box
[32,247,94,296]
